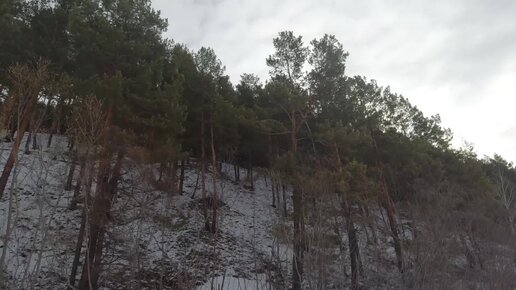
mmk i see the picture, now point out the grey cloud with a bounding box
[500,127,516,140]
[152,0,516,161]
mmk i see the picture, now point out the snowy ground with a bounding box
[0,133,411,289]
[0,134,293,289]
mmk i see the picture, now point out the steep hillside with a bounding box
[3,134,514,290]
[0,134,411,289]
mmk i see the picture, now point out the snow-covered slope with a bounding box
[0,134,416,290]
[0,134,293,289]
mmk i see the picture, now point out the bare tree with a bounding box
[66,96,110,290]
[495,167,516,233]
[0,62,50,200]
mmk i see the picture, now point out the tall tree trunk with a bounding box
[78,151,124,290]
[344,201,361,290]
[0,164,19,271]
[290,114,305,290]
[333,141,364,286]
[292,188,304,290]
[381,182,403,272]
[209,120,218,233]
[282,184,288,217]
[69,206,87,290]
[201,112,208,230]
[69,154,94,288]
[78,154,110,290]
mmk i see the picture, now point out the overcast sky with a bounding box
[152,0,516,162]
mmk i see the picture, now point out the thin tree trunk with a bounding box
[48,104,62,148]
[69,206,87,289]
[65,152,78,191]
[282,184,288,217]
[170,161,178,195]
[158,162,165,182]
[275,182,280,208]
[381,182,403,272]
[360,205,371,244]
[78,155,110,290]
[78,151,124,290]
[0,98,37,200]
[290,114,305,290]
[364,205,377,245]
[292,188,304,290]
[0,165,18,270]
[24,130,32,154]
[234,164,239,182]
[179,160,185,195]
[69,155,86,210]
[201,112,208,230]
[460,233,476,269]
[46,133,54,148]
[69,154,95,289]
[344,201,362,289]
[91,229,106,289]
[4,122,16,142]
[333,140,364,286]
[68,138,74,150]
[271,180,277,208]
[46,96,57,148]
[32,129,38,150]
[79,224,100,290]
[468,231,484,270]
[249,166,254,191]
[209,120,218,233]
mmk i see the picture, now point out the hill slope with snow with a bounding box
[2,134,513,290]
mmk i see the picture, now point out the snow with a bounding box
[0,133,291,289]
[0,133,410,289]
[197,274,268,290]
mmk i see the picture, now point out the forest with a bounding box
[1,0,516,289]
